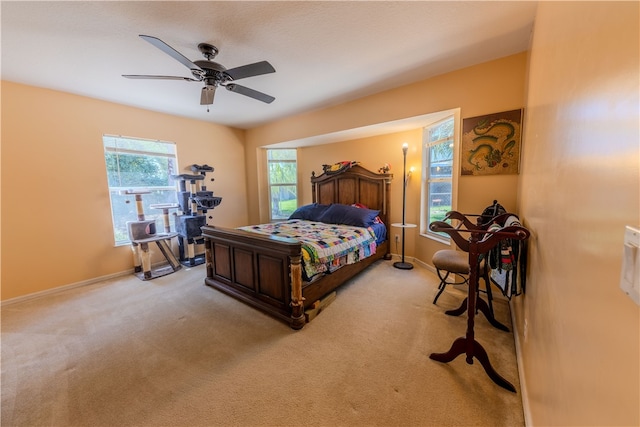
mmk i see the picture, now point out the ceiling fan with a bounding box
[123,35,276,107]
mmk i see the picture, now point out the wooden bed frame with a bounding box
[201,164,393,329]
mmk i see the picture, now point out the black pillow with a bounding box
[288,203,330,221]
[318,203,380,227]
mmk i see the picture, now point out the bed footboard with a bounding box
[202,164,393,329]
[201,225,306,329]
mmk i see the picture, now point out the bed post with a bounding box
[311,171,317,203]
[289,254,305,329]
[383,175,393,260]
[204,239,213,278]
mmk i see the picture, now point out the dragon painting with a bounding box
[461,110,522,175]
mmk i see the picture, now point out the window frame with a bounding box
[266,148,298,222]
[420,110,460,244]
[103,134,179,246]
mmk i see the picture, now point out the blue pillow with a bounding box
[318,203,380,227]
[288,203,330,221]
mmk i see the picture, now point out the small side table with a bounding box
[391,223,417,270]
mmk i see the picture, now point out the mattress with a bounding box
[238,219,381,281]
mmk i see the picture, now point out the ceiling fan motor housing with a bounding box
[194,60,228,85]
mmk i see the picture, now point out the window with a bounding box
[267,149,297,221]
[103,135,179,245]
[421,114,458,242]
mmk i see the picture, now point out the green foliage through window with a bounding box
[103,135,179,245]
[267,149,297,220]
[423,116,455,240]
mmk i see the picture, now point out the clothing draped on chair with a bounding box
[486,214,527,299]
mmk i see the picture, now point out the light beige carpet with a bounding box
[1,261,524,426]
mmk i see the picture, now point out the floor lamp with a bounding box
[393,142,415,270]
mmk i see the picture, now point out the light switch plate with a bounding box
[620,226,640,305]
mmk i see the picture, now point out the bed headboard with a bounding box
[311,164,393,228]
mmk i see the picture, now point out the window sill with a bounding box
[420,232,451,246]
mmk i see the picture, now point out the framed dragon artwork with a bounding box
[461,108,523,176]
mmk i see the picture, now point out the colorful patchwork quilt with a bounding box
[238,220,378,281]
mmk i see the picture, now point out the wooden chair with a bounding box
[431,249,496,322]
[431,211,507,330]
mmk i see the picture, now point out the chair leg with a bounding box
[433,270,469,305]
[432,270,450,304]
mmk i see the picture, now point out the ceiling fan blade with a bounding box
[139,35,201,71]
[200,86,216,105]
[225,83,275,104]
[223,61,275,81]
[123,74,200,81]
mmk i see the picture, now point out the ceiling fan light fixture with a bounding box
[200,86,216,105]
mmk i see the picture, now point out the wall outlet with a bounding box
[395,234,400,243]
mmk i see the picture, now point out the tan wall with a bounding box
[515,2,639,426]
[1,81,247,301]
[247,53,527,265]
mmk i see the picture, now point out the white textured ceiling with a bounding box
[1,1,537,129]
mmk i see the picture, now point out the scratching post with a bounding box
[173,164,222,266]
[124,190,181,280]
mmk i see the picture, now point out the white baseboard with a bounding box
[510,300,532,426]
[388,253,435,273]
[1,269,132,307]
[1,255,197,307]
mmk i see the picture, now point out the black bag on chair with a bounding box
[478,199,527,298]
[479,200,506,225]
